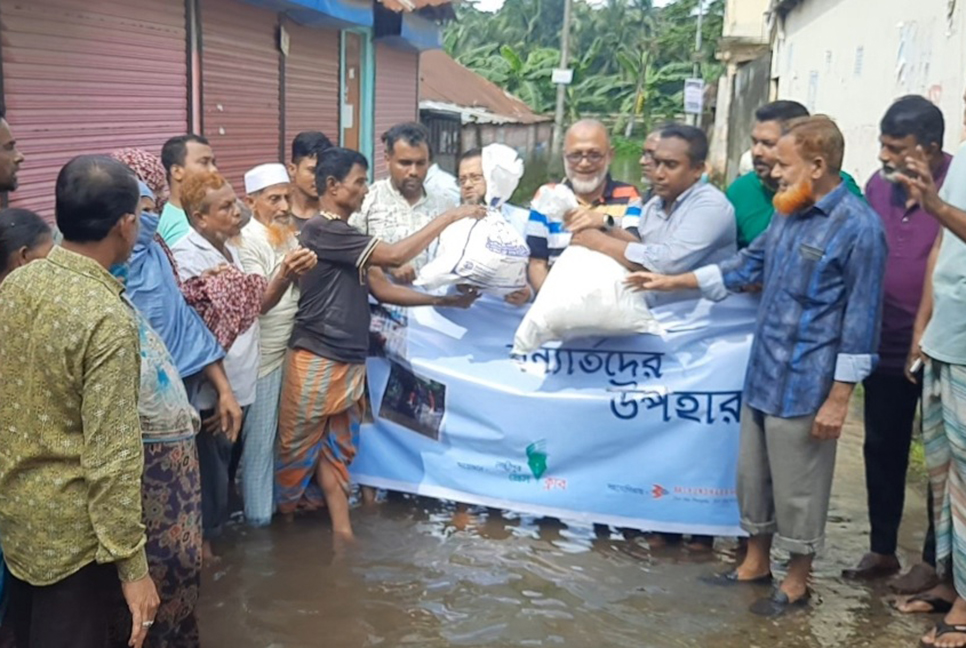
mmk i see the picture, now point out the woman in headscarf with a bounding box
[108,181,207,648]
[112,148,169,209]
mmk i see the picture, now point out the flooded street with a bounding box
[199,413,933,648]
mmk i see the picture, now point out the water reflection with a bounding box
[199,494,926,648]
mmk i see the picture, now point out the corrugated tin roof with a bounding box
[419,50,552,125]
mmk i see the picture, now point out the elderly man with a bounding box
[569,124,735,279]
[842,96,950,590]
[288,131,332,229]
[457,147,531,306]
[891,83,966,648]
[628,116,887,617]
[237,163,317,527]
[350,122,459,283]
[727,101,862,248]
[158,134,218,245]
[0,156,160,648]
[526,119,641,292]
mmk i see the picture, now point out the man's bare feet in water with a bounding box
[921,596,966,648]
[892,562,940,594]
[202,540,221,567]
[895,581,956,614]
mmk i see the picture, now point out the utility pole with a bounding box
[689,0,704,126]
[550,0,573,159]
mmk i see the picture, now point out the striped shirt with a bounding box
[526,176,641,265]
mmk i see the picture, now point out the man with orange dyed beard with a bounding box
[625,116,888,618]
[237,163,318,527]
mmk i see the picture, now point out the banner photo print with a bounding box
[352,293,758,536]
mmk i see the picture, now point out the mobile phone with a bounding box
[909,357,924,374]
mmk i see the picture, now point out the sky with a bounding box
[474,0,673,13]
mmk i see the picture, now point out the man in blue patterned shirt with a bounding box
[627,116,888,617]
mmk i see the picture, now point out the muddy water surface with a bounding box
[199,422,933,648]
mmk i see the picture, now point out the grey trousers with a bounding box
[737,404,837,555]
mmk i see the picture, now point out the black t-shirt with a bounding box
[290,214,378,364]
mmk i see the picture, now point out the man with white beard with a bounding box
[237,163,317,528]
[525,119,641,292]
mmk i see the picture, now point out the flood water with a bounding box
[199,427,932,648]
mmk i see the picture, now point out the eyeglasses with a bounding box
[565,151,606,165]
[458,173,484,185]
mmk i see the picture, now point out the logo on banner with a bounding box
[526,440,548,478]
[652,484,669,499]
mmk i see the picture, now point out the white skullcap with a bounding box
[244,163,290,195]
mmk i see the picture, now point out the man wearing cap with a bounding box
[237,163,317,527]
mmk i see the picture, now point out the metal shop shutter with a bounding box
[201,0,280,189]
[1,0,188,219]
[284,21,340,156]
[373,42,418,179]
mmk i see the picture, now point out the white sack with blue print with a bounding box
[416,144,529,296]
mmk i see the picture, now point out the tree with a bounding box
[444,0,725,135]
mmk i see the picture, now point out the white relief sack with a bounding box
[417,144,529,295]
[511,245,664,354]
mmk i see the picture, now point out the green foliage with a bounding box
[444,0,724,135]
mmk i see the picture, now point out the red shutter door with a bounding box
[201,0,280,190]
[1,0,188,219]
[284,22,340,155]
[374,43,418,178]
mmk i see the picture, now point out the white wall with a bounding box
[723,0,769,42]
[774,0,966,186]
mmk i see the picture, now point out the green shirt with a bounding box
[158,201,190,246]
[0,246,148,585]
[726,170,864,248]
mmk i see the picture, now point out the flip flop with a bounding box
[700,569,772,587]
[897,592,954,615]
[921,621,966,648]
[749,588,812,618]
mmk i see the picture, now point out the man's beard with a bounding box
[266,219,297,247]
[773,177,815,215]
[879,164,902,184]
[566,167,607,196]
[564,163,608,196]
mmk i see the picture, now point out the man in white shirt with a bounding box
[350,122,461,283]
[425,156,460,207]
[236,163,317,527]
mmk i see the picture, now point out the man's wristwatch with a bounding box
[602,214,616,230]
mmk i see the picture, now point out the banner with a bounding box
[352,293,759,536]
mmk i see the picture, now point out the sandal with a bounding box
[898,592,955,615]
[921,621,966,648]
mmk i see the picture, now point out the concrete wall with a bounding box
[775,0,966,186]
[723,0,770,41]
[725,53,772,183]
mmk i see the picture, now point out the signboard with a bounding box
[552,69,574,85]
[684,78,705,115]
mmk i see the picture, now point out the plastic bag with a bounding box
[482,143,525,208]
[416,211,529,295]
[416,144,529,295]
[530,183,578,224]
[511,246,663,354]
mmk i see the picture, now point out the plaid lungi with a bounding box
[275,349,366,514]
